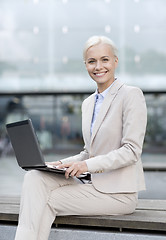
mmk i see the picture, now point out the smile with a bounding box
[94,71,107,77]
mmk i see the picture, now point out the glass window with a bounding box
[0,94,88,157]
[0,0,166,92]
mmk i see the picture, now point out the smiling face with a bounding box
[85,43,118,93]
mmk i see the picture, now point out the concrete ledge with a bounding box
[0,196,166,233]
[143,162,166,171]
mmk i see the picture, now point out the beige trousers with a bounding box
[15,170,138,240]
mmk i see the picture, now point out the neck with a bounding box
[97,79,115,93]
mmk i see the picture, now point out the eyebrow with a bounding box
[101,56,110,58]
[87,58,95,61]
[87,56,110,61]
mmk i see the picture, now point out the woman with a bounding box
[15,36,147,240]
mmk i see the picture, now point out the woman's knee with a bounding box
[23,170,45,188]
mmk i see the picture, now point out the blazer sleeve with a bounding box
[85,87,147,173]
[60,145,89,164]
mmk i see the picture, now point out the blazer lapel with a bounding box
[82,93,96,143]
[90,81,124,145]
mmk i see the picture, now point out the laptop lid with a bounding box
[6,119,46,168]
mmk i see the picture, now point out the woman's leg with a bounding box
[14,170,80,240]
[15,169,137,240]
[37,183,137,240]
[48,183,137,216]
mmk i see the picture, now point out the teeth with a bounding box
[95,72,106,76]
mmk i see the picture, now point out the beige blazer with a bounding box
[61,80,147,194]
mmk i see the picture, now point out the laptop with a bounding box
[6,119,67,175]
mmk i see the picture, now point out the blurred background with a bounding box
[0,0,166,198]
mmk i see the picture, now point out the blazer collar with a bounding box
[90,80,124,145]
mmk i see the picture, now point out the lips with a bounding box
[94,71,107,77]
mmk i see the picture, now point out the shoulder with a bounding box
[119,84,145,100]
[82,93,95,108]
[121,84,143,94]
[119,84,146,113]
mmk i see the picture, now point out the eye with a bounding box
[88,60,95,64]
[102,58,109,62]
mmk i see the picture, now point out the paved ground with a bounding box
[1,225,166,240]
[0,153,166,199]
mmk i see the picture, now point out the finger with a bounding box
[46,161,61,166]
[75,170,82,177]
[46,161,54,165]
[56,163,68,169]
[57,162,72,169]
[65,165,78,179]
[65,167,72,179]
[70,168,78,178]
[53,161,61,166]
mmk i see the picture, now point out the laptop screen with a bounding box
[6,119,45,168]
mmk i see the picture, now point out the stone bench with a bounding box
[0,196,166,239]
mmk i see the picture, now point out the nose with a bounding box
[95,60,102,70]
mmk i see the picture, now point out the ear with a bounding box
[84,61,88,70]
[115,57,118,68]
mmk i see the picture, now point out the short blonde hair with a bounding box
[83,36,118,61]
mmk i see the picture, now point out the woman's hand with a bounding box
[57,161,88,179]
[46,161,61,166]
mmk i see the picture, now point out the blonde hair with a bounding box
[83,36,118,61]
